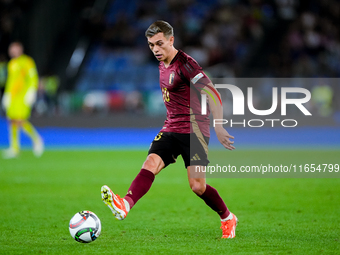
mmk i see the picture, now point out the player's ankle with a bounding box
[123,196,134,211]
[221,212,233,222]
[123,198,131,212]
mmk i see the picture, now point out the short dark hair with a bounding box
[145,20,174,38]
[10,41,23,48]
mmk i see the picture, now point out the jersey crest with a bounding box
[169,71,175,85]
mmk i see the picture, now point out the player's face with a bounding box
[8,43,23,59]
[147,33,174,62]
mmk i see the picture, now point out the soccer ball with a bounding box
[69,210,101,243]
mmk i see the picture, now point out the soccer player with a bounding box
[1,42,44,159]
[101,21,237,238]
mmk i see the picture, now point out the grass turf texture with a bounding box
[0,149,339,254]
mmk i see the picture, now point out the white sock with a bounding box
[221,213,233,222]
[123,199,130,212]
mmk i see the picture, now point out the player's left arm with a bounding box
[201,83,235,150]
[24,58,39,107]
[183,58,235,150]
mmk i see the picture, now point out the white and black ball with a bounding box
[69,211,101,243]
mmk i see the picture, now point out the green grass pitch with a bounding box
[0,149,339,254]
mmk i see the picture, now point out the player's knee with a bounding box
[10,120,21,126]
[142,154,164,175]
[190,181,205,196]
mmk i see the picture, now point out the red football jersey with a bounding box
[158,50,211,137]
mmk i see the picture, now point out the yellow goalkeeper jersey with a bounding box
[5,54,39,120]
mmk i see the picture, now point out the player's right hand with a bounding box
[1,92,10,110]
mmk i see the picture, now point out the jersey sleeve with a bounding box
[26,57,39,91]
[5,60,18,95]
[179,58,212,90]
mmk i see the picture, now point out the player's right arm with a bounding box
[1,60,15,110]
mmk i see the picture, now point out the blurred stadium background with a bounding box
[1,3,339,254]
[0,0,339,148]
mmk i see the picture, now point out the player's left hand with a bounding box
[24,87,37,106]
[215,126,235,150]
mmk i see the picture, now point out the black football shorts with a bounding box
[148,132,210,168]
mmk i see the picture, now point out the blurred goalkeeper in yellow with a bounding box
[1,42,44,159]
